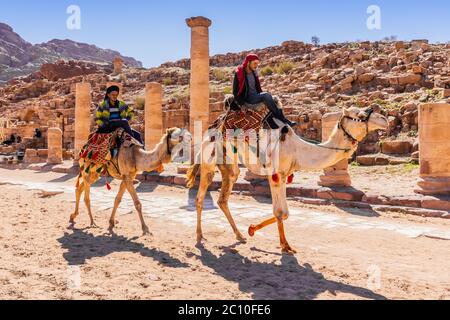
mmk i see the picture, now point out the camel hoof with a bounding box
[281,246,297,255]
[142,226,151,236]
[236,234,247,243]
[90,223,100,229]
[196,235,207,245]
[248,225,256,237]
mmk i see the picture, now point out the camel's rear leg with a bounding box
[108,181,127,232]
[69,181,85,224]
[218,165,246,243]
[124,180,150,236]
[195,165,215,244]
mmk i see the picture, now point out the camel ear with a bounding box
[343,108,350,117]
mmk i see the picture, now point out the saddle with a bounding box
[78,128,143,175]
[209,95,281,136]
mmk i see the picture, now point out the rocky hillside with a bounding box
[0,39,449,159]
[0,22,142,83]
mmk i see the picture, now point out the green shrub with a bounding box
[134,96,145,110]
[260,66,274,76]
[274,61,294,74]
[163,78,173,86]
[212,68,228,82]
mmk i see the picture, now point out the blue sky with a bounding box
[1,0,449,67]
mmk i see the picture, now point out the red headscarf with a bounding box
[236,53,262,96]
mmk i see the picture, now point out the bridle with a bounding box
[166,129,186,156]
[338,107,374,145]
[303,107,374,153]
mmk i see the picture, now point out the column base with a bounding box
[415,176,450,195]
[244,170,266,183]
[319,171,352,187]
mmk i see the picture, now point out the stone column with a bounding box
[47,127,63,164]
[319,112,352,187]
[106,82,123,99]
[74,82,91,161]
[415,103,450,195]
[186,16,212,135]
[145,82,163,151]
[113,56,124,75]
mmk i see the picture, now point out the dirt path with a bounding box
[0,168,449,300]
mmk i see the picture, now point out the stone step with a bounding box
[356,154,412,166]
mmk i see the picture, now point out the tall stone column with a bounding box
[47,127,63,164]
[145,82,163,151]
[186,16,212,135]
[74,82,91,161]
[415,103,450,195]
[113,56,124,75]
[319,112,352,187]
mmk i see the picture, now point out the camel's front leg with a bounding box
[70,180,84,225]
[124,180,150,236]
[108,181,127,232]
[83,182,99,228]
[277,215,296,255]
[218,164,246,243]
[251,174,296,254]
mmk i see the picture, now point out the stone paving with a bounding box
[1,170,450,242]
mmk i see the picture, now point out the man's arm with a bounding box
[232,73,239,98]
[95,102,109,128]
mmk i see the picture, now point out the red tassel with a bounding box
[106,183,112,191]
[287,174,294,184]
[271,173,280,184]
[92,152,99,161]
[81,149,89,159]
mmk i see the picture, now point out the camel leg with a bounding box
[83,182,98,228]
[248,217,277,236]
[217,164,246,243]
[108,181,127,232]
[277,216,296,255]
[124,180,150,236]
[70,180,85,224]
[195,165,215,244]
[267,175,296,254]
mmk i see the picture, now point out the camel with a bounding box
[70,127,191,235]
[187,106,388,254]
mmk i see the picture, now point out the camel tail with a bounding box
[186,164,200,189]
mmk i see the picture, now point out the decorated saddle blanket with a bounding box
[209,95,281,135]
[79,128,143,173]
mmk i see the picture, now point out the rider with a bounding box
[95,85,143,145]
[233,53,297,127]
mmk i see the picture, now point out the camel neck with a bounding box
[134,135,169,172]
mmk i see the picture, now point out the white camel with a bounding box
[187,106,388,254]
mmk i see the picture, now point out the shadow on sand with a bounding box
[58,228,190,269]
[195,244,387,300]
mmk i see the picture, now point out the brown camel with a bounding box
[187,106,388,254]
[70,127,190,235]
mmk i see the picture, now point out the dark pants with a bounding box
[97,120,143,144]
[246,92,286,121]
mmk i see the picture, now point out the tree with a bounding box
[311,36,320,46]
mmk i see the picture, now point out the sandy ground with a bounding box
[0,168,449,300]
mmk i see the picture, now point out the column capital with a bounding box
[186,16,212,28]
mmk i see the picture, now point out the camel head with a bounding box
[165,127,191,162]
[339,106,388,142]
